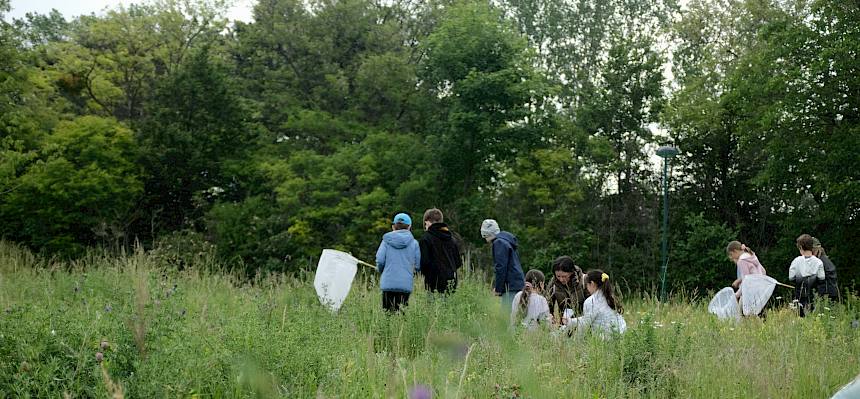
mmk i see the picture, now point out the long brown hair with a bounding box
[585,269,623,314]
[519,269,546,313]
[551,256,582,287]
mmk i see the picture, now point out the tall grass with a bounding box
[0,240,858,398]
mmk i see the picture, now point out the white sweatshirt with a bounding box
[788,255,825,281]
[511,291,551,330]
[564,290,626,338]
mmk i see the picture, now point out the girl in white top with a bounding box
[511,269,552,330]
[563,269,626,338]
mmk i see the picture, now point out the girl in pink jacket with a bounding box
[726,241,766,298]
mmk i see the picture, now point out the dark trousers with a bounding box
[382,291,410,313]
[794,276,818,317]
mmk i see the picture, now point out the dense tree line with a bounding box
[0,0,856,291]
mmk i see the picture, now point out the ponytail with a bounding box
[727,241,755,256]
[519,269,546,315]
[585,269,623,314]
[519,282,532,313]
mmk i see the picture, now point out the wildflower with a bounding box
[409,384,432,399]
[100,340,109,350]
[824,307,831,311]
[51,329,56,336]
[96,352,104,362]
[104,304,112,313]
[851,320,859,329]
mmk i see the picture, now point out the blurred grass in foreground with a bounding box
[0,240,858,398]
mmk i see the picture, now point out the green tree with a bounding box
[257,127,435,265]
[45,1,227,121]
[0,116,142,254]
[572,34,665,279]
[497,144,595,270]
[722,0,860,280]
[231,0,411,130]
[138,46,258,233]
[421,2,548,202]
[500,0,677,109]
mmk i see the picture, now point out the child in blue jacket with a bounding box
[376,213,421,312]
[480,219,525,307]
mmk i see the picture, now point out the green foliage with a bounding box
[0,116,142,255]
[262,127,436,264]
[148,230,218,271]
[667,0,860,285]
[670,213,738,291]
[0,0,857,291]
[205,196,291,273]
[422,2,549,200]
[138,46,258,232]
[46,1,227,120]
[499,147,593,271]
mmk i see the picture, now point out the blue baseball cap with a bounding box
[392,213,412,225]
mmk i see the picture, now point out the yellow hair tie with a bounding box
[601,273,609,282]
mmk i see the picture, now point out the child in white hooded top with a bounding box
[511,269,552,330]
[562,269,626,338]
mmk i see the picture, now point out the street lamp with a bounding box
[656,145,679,302]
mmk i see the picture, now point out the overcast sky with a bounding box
[6,0,255,22]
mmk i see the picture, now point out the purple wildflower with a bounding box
[409,384,432,399]
[96,352,104,362]
[104,304,112,313]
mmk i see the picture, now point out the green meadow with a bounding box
[1,241,858,398]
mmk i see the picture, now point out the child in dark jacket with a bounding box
[419,208,462,294]
[376,213,421,313]
[480,219,525,306]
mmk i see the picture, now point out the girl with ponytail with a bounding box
[726,241,766,298]
[562,269,626,338]
[511,269,551,330]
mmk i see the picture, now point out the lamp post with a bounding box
[656,145,679,302]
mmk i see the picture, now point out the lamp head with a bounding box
[656,145,679,158]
